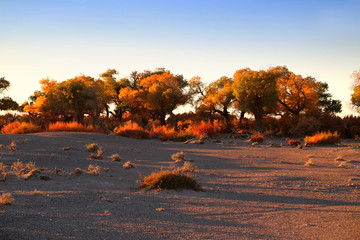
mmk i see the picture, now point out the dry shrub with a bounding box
[334,156,345,162]
[305,131,341,145]
[288,140,301,146]
[192,121,216,138]
[171,152,185,162]
[149,124,176,141]
[48,121,101,133]
[250,132,264,143]
[0,162,8,173]
[86,143,99,152]
[109,153,121,162]
[304,159,315,166]
[70,168,83,176]
[90,148,103,160]
[11,160,23,172]
[33,189,41,195]
[177,162,198,173]
[26,162,36,171]
[116,121,149,139]
[1,121,41,134]
[1,193,14,205]
[123,161,136,169]
[0,144,3,149]
[290,116,321,137]
[140,170,201,191]
[88,164,100,175]
[8,141,16,152]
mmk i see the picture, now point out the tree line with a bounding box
[1,66,360,135]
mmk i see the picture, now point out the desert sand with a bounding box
[0,132,359,239]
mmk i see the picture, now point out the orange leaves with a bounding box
[23,96,47,114]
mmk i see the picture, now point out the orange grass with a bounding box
[288,140,301,146]
[192,121,216,138]
[116,121,149,139]
[1,121,41,134]
[0,193,14,205]
[48,121,101,133]
[149,124,176,141]
[250,132,264,142]
[139,170,201,191]
[305,131,341,145]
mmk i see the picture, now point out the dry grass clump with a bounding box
[9,141,16,152]
[33,189,41,195]
[90,148,103,160]
[192,121,216,138]
[304,159,315,166]
[26,162,36,171]
[334,156,345,162]
[250,132,264,143]
[11,160,23,171]
[149,125,176,141]
[288,140,301,146]
[109,153,121,162]
[123,161,136,169]
[1,121,41,134]
[86,143,99,152]
[177,162,198,173]
[139,170,201,191]
[88,164,100,175]
[70,168,83,176]
[0,162,8,173]
[0,193,14,205]
[116,121,150,139]
[171,152,186,162]
[48,121,101,133]
[304,131,341,145]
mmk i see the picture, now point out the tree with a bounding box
[0,77,19,110]
[202,76,235,130]
[233,68,279,132]
[315,81,341,114]
[272,66,318,116]
[351,69,360,112]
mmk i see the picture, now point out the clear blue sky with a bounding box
[1,0,359,115]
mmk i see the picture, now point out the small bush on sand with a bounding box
[116,121,149,139]
[1,121,41,134]
[0,193,14,205]
[334,156,345,162]
[11,161,23,172]
[26,162,36,171]
[288,140,301,146]
[177,162,198,173]
[70,168,83,176]
[250,132,264,143]
[304,159,315,166]
[171,152,186,162]
[86,143,99,152]
[48,121,100,133]
[88,164,100,175]
[305,131,341,145]
[9,141,16,152]
[109,153,121,162]
[123,161,136,169]
[192,121,216,138]
[33,189,41,195]
[140,170,201,191]
[0,162,8,173]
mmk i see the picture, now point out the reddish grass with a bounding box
[305,131,341,145]
[149,124,176,141]
[116,121,149,139]
[48,121,101,133]
[288,140,301,146]
[140,170,201,191]
[250,132,264,142]
[192,121,216,138]
[1,121,41,134]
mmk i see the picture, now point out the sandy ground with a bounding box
[0,132,359,240]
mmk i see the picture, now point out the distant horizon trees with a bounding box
[0,77,19,111]
[12,65,348,133]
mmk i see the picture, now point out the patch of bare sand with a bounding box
[0,132,359,239]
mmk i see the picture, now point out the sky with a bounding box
[1,0,359,116]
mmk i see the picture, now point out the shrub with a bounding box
[70,168,83,176]
[123,161,136,169]
[305,131,341,145]
[288,140,301,146]
[192,121,216,138]
[304,159,315,166]
[177,162,198,173]
[0,193,14,205]
[0,162,8,173]
[149,124,176,141]
[88,164,100,175]
[116,121,149,139]
[86,143,99,152]
[48,121,101,133]
[1,121,41,134]
[171,152,186,162]
[11,161,23,172]
[109,153,121,162]
[139,170,201,191]
[8,141,16,152]
[250,132,264,142]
